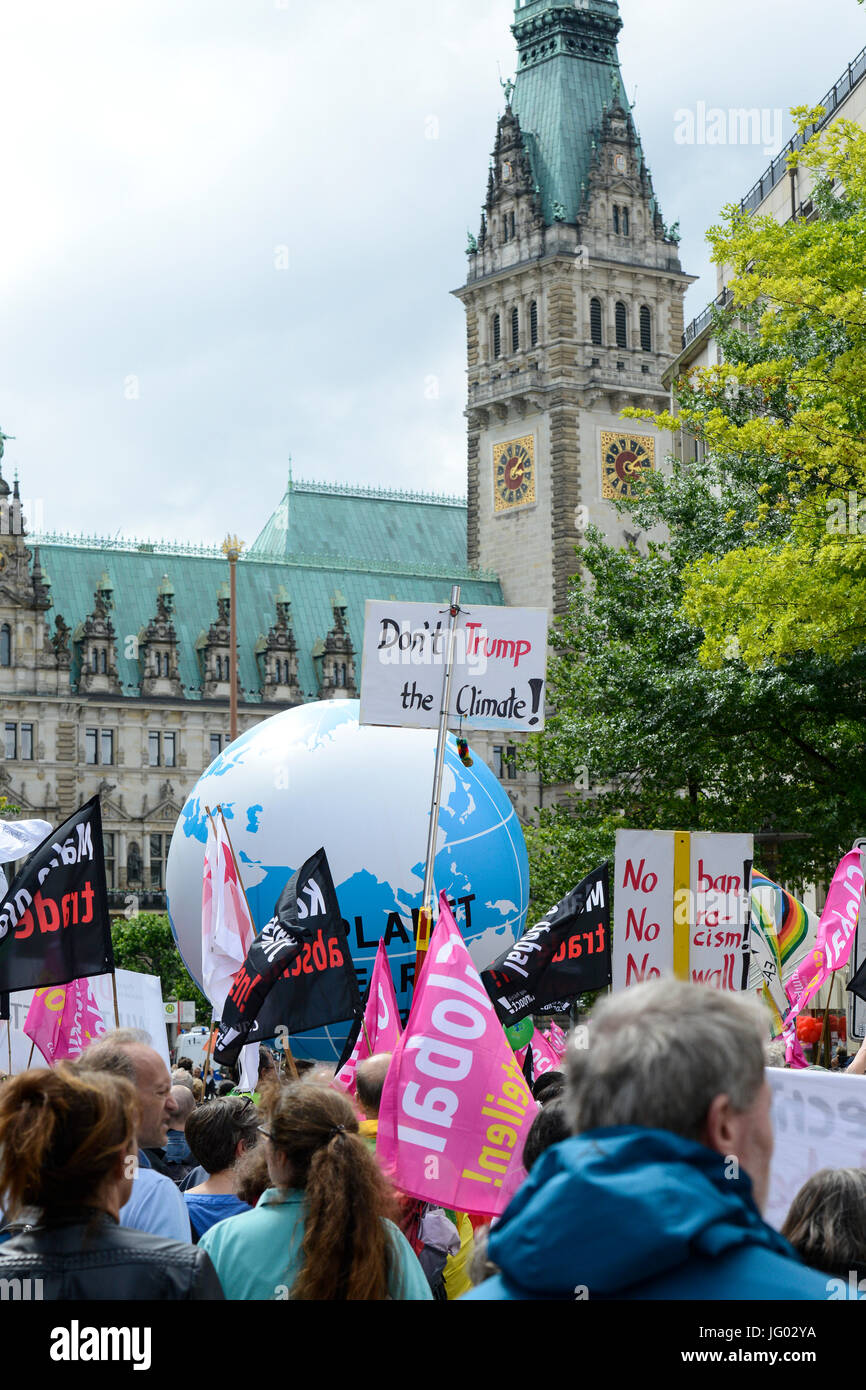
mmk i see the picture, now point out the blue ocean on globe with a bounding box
[166,700,529,1060]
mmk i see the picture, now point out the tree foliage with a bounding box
[635,110,866,667]
[111,913,209,1022]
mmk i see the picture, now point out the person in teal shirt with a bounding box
[199,1085,430,1302]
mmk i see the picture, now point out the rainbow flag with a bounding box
[752,871,811,967]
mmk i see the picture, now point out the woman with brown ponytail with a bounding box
[0,1065,223,1299]
[198,1083,431,1300]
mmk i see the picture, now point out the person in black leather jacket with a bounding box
[0,1063,224,1301]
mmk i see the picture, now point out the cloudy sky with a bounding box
[1,0,863,546]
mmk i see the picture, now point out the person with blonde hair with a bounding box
[0,1065,223,1299]
[199,1083,431,1300]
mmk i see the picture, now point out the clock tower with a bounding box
[455,0,695,614]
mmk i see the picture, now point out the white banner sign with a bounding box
[765,1066,866,1232]
[612,829,753,992]
[4,968,169,1072]
[359,600,548,732]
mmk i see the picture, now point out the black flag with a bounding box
[0,992,8,1022]
[0,797,114,995]
[213,847,361,1066]
[848,955,866,1005]
[481,864,611,1027]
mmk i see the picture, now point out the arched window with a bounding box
[91,648,98,673]
[590,298,603,346]
[215,655,223,681]
[613,205,620,234]
[640,305,652,352]
[163,652,171,677]
[511,307,520,353]
[615,302,628,349]
[283,661,290,684]
[530,301,539,346]
[0,625,10,667]
[493,314,501,359]
[623,207,630,236]
[99,648,107,674]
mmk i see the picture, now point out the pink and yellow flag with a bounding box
[24,977,107,1065]
[378,893,538,1219]
[784,849,865,1040]
[334,939,402,1096]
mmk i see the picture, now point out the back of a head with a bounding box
[565,978,766,1143]
[77,1039,138,1085]
[171,1070,195,1092]
[170,1085,196,1129]
[523,1098,569,1171]
[185,1097,260,1176]
[0,1065,138,1219]
[782,1168,866,1279]
[176,1056,193,1074]
[355,1053,392,1118]
[263,1083,398,1300]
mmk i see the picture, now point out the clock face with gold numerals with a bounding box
[600,432,655,500]
[493,436,536,512]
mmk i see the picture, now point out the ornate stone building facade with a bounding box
[456,0,693,616]
[0,470,502,907]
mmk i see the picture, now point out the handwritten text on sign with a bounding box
[359,601,548,733]
[612,830,675,990]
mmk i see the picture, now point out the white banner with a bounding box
[4,968,169,1072]
[612,830,675,990]
[765,1066,866,1231]
[359,600,548,732]
[688,833,752,989]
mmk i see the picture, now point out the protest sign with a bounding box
[7,967,169,1071]
[765,1066,866,1232]
[359,600,548,733]
[334,939,402,1095]
[612,829,752,993]
[378,893,538,1218]
[787,848,864,1030]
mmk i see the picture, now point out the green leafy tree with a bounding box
[111,913,209,1023]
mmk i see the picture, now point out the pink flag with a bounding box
[526,1028,562,1078]
[784,849,864,1031]
[24,977,107,1066]
[547,1021,568,1058]
[202,813,256,1014]
[378,893,538,1219]
[334,940,402,1096]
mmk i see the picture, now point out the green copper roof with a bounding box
[510,0,630,225]
[250,478,471,570]
[32,507,501,704]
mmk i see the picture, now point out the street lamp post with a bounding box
[222,535,244,742]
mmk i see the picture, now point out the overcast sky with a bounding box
[1,0,863,547]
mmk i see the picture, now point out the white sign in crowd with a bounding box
[359,600,549,733]
[4,968,169,1071]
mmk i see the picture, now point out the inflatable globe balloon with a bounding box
[166,700,529,1060]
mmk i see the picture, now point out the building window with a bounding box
[209,733,225,761]
[101,729,114,765]
[505,745,517,781]
[127,840,142,885]
[0,625,10,666]
[86,727,114,765]
[20,723,33,761]
[590,298,603,346]
[615,302,628,349]
[530,300,538,346]
[149,833,165,890]
[493,746,504,779]
[99,648,107,674]
[163,732,176,768]
[86,728,98,764]
[91,648,98,673]
[511,307,519,353]
[148,731,161,766]
[4,723,17,760]
[3,721,34,762]
[493,314,501,359]
[623,207,630,236]
[613,205,620,234]
[103,833,116,890]
[640,305,652,351]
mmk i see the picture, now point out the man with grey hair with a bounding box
[80,1029,191,1241]
[467,980,829,1300]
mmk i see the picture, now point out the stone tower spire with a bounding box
[454,0,695,616]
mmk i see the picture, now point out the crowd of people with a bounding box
[0,979,864,1300]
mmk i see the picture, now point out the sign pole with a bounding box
[413,585,462,993]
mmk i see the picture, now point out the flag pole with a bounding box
[5,1020,11,1075]
[216,805,299,1083]
[110,971,121,1028]
[413,585,462,998]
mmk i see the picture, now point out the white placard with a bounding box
[765,1066,866,1231]
[179,1000,197,1024]
[689,833,753,989]
[359,600,548,732]
[612,830,675,990]
[4,968,170,1072]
